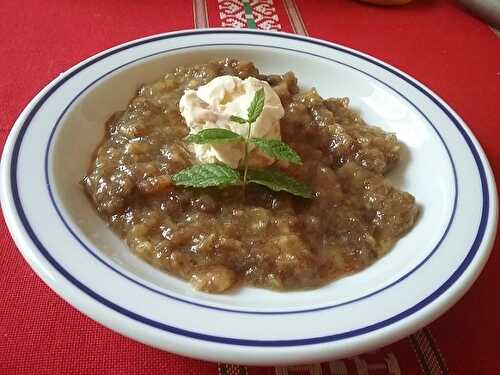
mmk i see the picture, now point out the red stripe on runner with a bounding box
[282,0,309,35]
[193,0,210,28]
[206,0,226,28]
[267,0,295,32]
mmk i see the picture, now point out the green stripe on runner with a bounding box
[242,0,256,29]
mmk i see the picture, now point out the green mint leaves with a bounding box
[172,86,314,199]
[249,138,302,165]
[186,128,243,144]
[247,87,265,124]
[186,132,302,165]
[171,164,240,188]
[247,169,314,199]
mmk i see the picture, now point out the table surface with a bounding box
[1,1,499,374]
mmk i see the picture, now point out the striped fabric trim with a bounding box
[490,26,500,37]
[218,363,249,375]
[409,328,449,375]
[282,0,308,35]
[275,364,323,374]
[193,0,209,28]
[328,360,348,375]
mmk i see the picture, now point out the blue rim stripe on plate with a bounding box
[9,30,489,346]
[43,42,458,315]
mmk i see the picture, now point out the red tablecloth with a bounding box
[1,1,499,374]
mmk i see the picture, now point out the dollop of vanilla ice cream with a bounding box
[179,75,284,168]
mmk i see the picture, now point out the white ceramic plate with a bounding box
[1,29,497,365]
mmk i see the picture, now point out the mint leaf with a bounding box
[250,138,302,165]
[172,164,241,188]
[186,129,243,144]
[230,115,247,124]
[247,169,314,198]
[247,88,265,124]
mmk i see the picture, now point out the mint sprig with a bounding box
[247,169,314,198]
[247,87,265,124]
[172,164,240,188]
[172,87,313,199]
[186,128,243,144]
[249,138,302,165]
